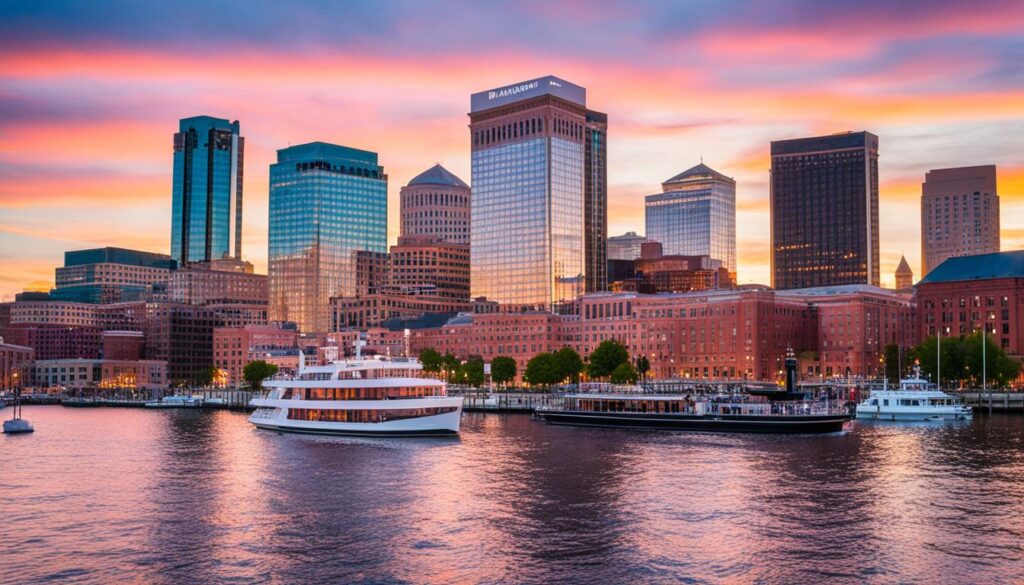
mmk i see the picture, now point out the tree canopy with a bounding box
[610,362,639,384]
[419,348,442,374]
[461,356,486,388]
[553,347,584,384]
[243,360,279,392]
[636,356,651,379]
[911,332,1021,388]
[490,356,517,386]
[587,339,630,379]
[524,353,559,386]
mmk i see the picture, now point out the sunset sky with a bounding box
[1,0,1022,300]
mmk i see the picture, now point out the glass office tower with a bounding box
[268,142,387,333]
[171,116,244,265]
[771,131,879,289]
[584,110,608,292]
[469,75,598,308]
[645,163,737,280]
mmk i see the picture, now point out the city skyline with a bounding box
[2,1,1024,300]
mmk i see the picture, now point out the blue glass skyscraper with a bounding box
[268,142,388,333]
[171,116,244,265]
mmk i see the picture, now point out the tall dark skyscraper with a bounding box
[770,131,879,289]
[584,110,608,292]
[171,116,244,265]
[469,75,606,307]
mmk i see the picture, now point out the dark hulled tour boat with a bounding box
[535,350,850,434]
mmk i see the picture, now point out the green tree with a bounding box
[461,356,486,388]
[553,347,584,384]
[610,362,638,384]
[963,331,1021,388]
[883,344,910,383]
[587,339,630,379]
[441,353,461,381]
[196,365,218,386]
[490,356,517,387]
[243,360,279,392]
[636,356,651,379]
[911,335,966,387]
[525,352,558,387]
[420,348,442,374]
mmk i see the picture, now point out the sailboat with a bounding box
[3,386,34,434]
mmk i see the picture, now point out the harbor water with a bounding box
[1,406,1022,584]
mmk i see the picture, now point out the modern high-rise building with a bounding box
[607,232,648,261]
[469,75,605,308]
[171,116,244,265]
[399,164,471,245]
[584,110,608,292]
[921,165,999,276]
[771,131,879,289]
[268,142,388,333]
[645,163,737,279]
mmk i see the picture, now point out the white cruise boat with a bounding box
[248,353,461,437]
[856,368,972,421]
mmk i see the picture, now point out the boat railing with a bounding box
[546,399,844,417]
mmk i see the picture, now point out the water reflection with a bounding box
[1,408,1022,584]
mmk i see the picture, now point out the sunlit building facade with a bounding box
[469,76,597,308]
[607,231,647,261]
[645,163,736,280]
[51,247,176,304]
[921,165,999,277]
[771,131,880,289]
[268,142,388,333]
[171,116,244,265]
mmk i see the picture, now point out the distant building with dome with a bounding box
[399,164,470,245]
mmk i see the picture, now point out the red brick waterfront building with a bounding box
[214,324,299,384]
[916,250,1024,355]
[404,285,913,382]
[0,338,33,390]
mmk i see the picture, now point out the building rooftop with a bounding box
[919,250,1024,285]
[471,75,586,113]
[63,247,176,270]
[407,164,469,189]
[663,163,734,187]
[275,141,379,167]
[179,115,238,132]
[381,312,457,331]
[896,255,913,275]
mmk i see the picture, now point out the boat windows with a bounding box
[286,407,457,423]
[296,386,444,400]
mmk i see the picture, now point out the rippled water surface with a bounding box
[2,406,1023,584]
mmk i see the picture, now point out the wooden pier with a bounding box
[960,392,1024,412]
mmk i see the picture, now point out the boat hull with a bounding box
[251,421,458,437]
[537,410,850,434]
[855,408,972,422]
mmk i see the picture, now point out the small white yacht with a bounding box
[856,368,972,421]
[248,352,461,437]
[144,395,203,408]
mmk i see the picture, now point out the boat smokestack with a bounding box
[785,347,797,394]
